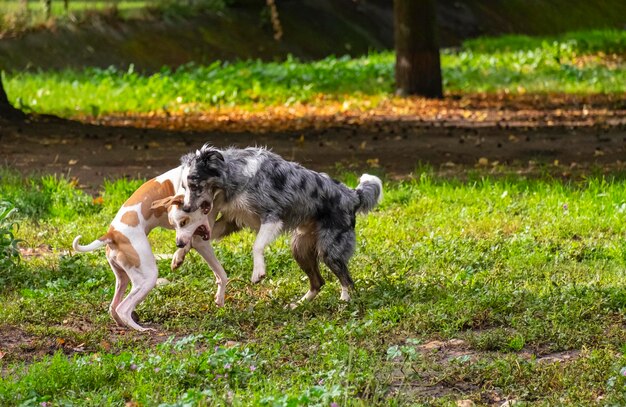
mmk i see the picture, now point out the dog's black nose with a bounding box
[176,240,186,248]
[182,205,192,213]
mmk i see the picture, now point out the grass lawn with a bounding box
[4,29,626,118]
[2,168,626,405]
[0,0,151,27]
[0,0,149,13]
[0,0,225,32]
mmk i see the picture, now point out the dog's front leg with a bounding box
[192,236,228,307]
[251,221,283,283]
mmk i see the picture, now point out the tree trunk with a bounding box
[0,77,26,121]
[394,0,443,98]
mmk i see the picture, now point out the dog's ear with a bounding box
[199,149,224,166]
[151,194,184,210]
[170,194,185,207]
[151,196,174,210]
[196,149,224,179]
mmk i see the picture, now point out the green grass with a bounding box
[0,0,148,14]
[4,29,625,117]
[463,29,626,54]
[3,168,626,404]
[0,201,21,273]
[0,0,150,32]
[0,0,225,33]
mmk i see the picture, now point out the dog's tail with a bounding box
[72,235,110,252]
[355,174,383,214]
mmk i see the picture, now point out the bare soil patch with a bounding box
[0,325,53,365]
[2,96,626,193]
[386,338,585,405]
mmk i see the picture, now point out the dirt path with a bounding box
[1,115,625,192]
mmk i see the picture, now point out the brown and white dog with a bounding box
[72,167,227,331]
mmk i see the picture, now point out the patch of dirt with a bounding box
[18,243,55,259]
[386,339,484,402]
[0,319,194,366]
[2,96,626,194]
[0,326,36,355]
[0,325,55,366]
[534,350,582,364]
[90,93,626,133]
[386,337,585,405]
[0,323,102,366]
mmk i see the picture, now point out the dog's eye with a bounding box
[180,219,188,227]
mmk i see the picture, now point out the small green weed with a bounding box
[0,201,21,272]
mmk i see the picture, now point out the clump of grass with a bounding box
[463,29,626,54]
[0,201,21,272]
[445,29,626,93]
[4,53,395,116]
[0,169,99,220]
[0,334,264,406]
[4,29,625,117]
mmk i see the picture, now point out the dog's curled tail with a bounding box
[72,235,109,253]
[355,174,383,214]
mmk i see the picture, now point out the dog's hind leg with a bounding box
[106,251,130,327]
[113,243,158,331]
[192,236,228,307]
[319,229,356,301]
[291,227,324,306]
[251,220,283,283]
[115,266,157,332]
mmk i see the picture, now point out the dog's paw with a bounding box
[171,250,186,270]
[251,269,266,284]
[214,294,225,307]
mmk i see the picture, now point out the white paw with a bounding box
[251,268,266,284]
[171,250,186,270]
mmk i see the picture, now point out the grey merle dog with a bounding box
[179,145,383,304]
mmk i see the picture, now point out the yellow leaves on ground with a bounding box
[82,93,626,134]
